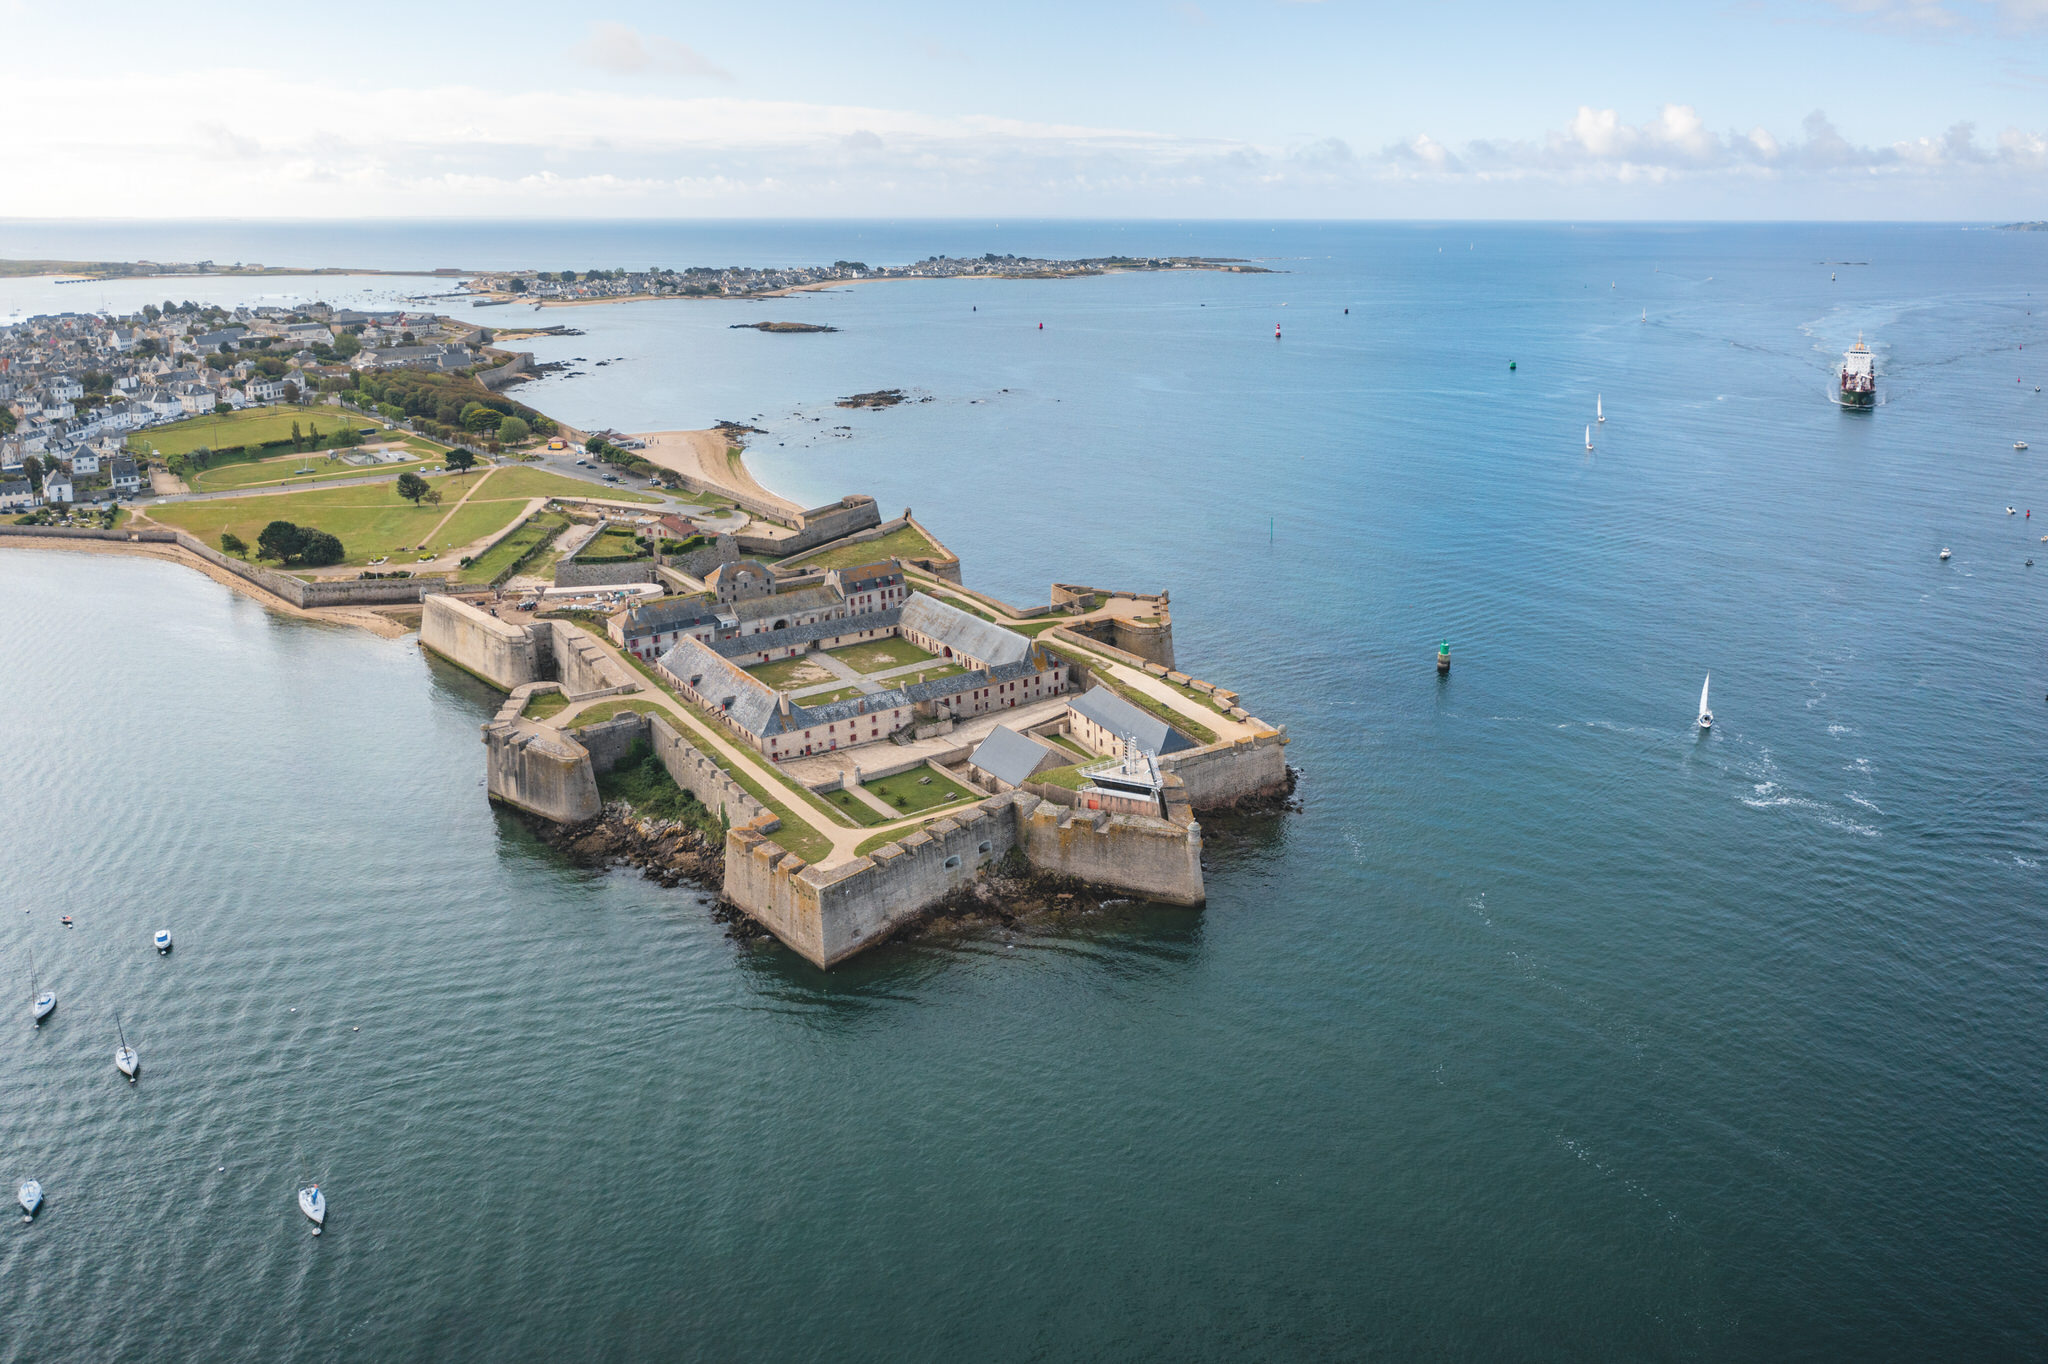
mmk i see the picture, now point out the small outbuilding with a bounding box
[967,724,1061,791]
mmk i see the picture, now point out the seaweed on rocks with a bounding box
[525,802,723,892]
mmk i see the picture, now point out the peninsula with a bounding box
[2,272,1293,970]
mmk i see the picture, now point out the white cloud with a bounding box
[1818,0,2048,29]
[572,22,732,79]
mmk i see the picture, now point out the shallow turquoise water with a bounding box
[2,224,2045,1359]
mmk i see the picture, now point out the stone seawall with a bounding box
[722,791,1204,968]
[0,525,444,607]
[484,685,601,824]
[422,595,542,690]
[1161,732,1291,809]
[735,494,881,559]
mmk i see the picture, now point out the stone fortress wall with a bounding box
[0,525,446,608]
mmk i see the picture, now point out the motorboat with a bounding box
[1940,547,1952,560]
[2009,507,2018,516]
[299,1185,325,1233]
[18,1180,42,1221]
[153,930,171,954]
[2018,441,2030,451]
[1697,675,1713,732]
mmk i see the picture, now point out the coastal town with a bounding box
[2,260,1292,969]
[460,253,1268,305]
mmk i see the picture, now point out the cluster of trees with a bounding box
[342,370,552,449]
[583,436,660,480]
[236,520,345,566]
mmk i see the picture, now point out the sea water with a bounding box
[1,222,2045,1359]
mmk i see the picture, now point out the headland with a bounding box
[2,260,1295,969]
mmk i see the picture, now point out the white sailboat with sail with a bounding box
[1597,395,1605,424]
[1697,675,1713,731]
[1585,425,1593,451]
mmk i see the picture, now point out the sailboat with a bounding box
[1697,675,1714,731]
[1597,395,1605,424]
[1585,425,1594,451]
[114,1014,138,1080]
[29,950,54,1024]
[299,1184,326,1234]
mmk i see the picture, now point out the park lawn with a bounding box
[569,697,667,726]
[789,523,942,571]
[189,448,433,493]
[863,767,977,816]
[456,510,567,584]
[149,473,525,567]
[131,406,370,458]
[481,466,659,504]
[746,653,838,690]
[523,691,571,721]
[827,637,937,675]
[824,788,889,827]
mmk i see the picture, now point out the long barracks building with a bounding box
[654,593,1071,761]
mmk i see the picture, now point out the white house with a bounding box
[69,445,101,476]
[41,468,73,503]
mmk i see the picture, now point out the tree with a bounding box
[290,420,302,450]
[497,416,529,446]
[214,401,231,415]
[423,488,443,506]
[395,472,430,504]
[220,531,248,557]
[21,455,42,489]
[445,447,476,473]
[256,520,305,563]
[281,381,300,405]
[585,436,604,454]
[298,529,345,566]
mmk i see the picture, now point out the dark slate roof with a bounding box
[968,725,1055,787]
[729,583,843,623]
[898,592,1031,666]
[709,607,900,659]
[622,594,722,635]
[836,560,903,593]
[1066,685,1195,756]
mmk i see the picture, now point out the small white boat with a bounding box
[1597,394,1605,424]
[1940,547,1952,560]
[1585,424,1594,451]
[2018,441,2030,451]
[114,1014,138,1080]
[29,950,53,1024]
[1697,674,1713,731]
[19,1180,42,1221]
[2009,507,2018,516]
[153,930,171,954]
[299,1185,325,1233]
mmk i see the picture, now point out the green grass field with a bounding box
[523,690,571,721]
[147,466,592,568]
[188,448,434,494]
[483,466,659,505]
[826,637,937,675]
[1028,764,1091,791]
[569,697,667,726]
[745,653,839,690]
[455,510,567,584]
[863,767,977,815]
[789,523,944,572]
[132,407,372,458]
[824,788,890,827]
[791,684,865,706]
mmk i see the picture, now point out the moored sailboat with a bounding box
[299,1184,326,1234]
[18,1180,42,1221]
[29,950,53,1024]
[114,1014,138,1080]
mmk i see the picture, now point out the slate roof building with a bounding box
[1065,685,1196,759]
[654,591,1072,762]
[966,724,1060,790]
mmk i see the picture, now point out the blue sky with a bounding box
[7,0,2046,218]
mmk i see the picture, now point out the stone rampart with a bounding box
[543,620,638,696]
[722,790,1204,968]
[648,714,771,830]
[1016,800,1204,907]
[566,714,644,775]
[484,685,600,824]
[422,595,542,689]
[553,560,658,589]
[736,494,881,559]
[1159,731,1291,809]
